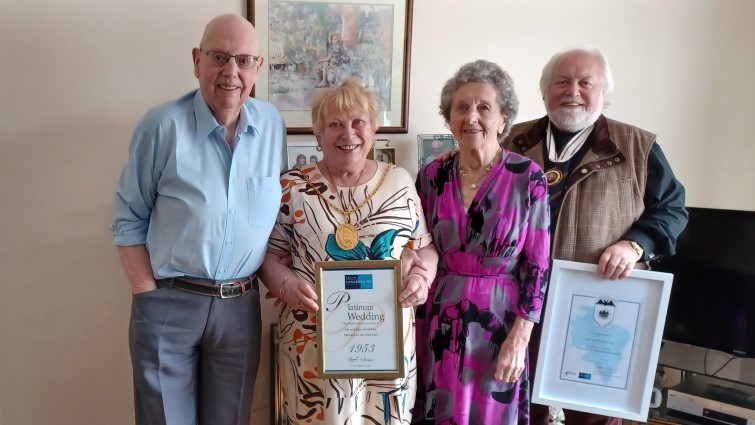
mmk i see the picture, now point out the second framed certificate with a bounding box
[315,259,404,379]
[532,259,673,422]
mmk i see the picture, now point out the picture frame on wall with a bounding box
[373,146,396,164]
[286,140,322,169]
[247,0,414,134]
[417,134,457,167]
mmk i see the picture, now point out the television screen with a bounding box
[653,207,755,358]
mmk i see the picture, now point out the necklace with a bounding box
[458,149,502,189]
[300,163,391,250]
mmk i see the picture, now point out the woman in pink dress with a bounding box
[412,60,551,425]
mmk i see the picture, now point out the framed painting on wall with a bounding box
[247,0,414,134]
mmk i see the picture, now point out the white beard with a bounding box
[548,106,602,133]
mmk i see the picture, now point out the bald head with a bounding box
[192,14,263,127]
[200,14,259,51]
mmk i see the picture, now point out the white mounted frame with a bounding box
[533,259,673,422]
[286,140,322,170]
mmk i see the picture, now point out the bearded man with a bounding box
[503,47,688,425]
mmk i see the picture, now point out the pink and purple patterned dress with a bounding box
[412,152,551,425]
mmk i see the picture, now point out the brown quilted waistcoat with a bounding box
[503,115,655,264]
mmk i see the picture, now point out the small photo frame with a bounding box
[286,140,322,169]
[532,259,674,422]
[373,146,396,165]
[417,134,457,167]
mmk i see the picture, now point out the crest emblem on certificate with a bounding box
[593,298,616,327]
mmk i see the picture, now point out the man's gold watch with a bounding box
[629,240,644,260]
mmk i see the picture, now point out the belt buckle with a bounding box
[219,282,238,299]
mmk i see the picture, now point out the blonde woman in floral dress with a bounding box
[259,79,438,424]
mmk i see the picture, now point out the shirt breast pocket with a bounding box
[246,176,281,228]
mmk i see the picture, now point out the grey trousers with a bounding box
[129,283,261,425]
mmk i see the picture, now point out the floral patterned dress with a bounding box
[412,152,551,425]
[268,162,432,425]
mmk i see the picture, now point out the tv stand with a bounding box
[625,369,755,425]
[624,342,755,424]
[703,383,755,404]
[665,375,755,424]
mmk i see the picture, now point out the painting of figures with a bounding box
[267,2,394,112]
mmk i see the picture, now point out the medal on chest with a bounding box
[300,164,391,251]
[335,222,359,250]
[546,168,563,186]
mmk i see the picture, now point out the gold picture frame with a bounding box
[314,259,404,379]
[270,323,283,425]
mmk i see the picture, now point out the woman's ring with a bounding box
[296,299,301,308]
[619,259,628,266]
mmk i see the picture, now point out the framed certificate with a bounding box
[532,259,673,422]
[315,259,404,378]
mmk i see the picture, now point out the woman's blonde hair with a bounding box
[311,79,379,135]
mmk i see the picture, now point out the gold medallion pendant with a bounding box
[299,163,392,251]
[546,168,563,187]
[335,223,359,250]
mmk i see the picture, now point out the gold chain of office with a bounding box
[299,164,391,250]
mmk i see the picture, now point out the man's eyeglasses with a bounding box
[199,49,260,69]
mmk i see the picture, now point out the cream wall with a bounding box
[1,0,753,424]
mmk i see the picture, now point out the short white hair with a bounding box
[539,46,614,106]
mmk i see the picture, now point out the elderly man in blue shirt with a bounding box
[111,14,286,425]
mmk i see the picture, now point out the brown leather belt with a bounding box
[156,275,256,298]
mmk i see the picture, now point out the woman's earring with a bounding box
[316,145,322,152]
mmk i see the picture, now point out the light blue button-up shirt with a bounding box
[112,89,286,280]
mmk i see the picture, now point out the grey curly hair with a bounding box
[439,60,519,141]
